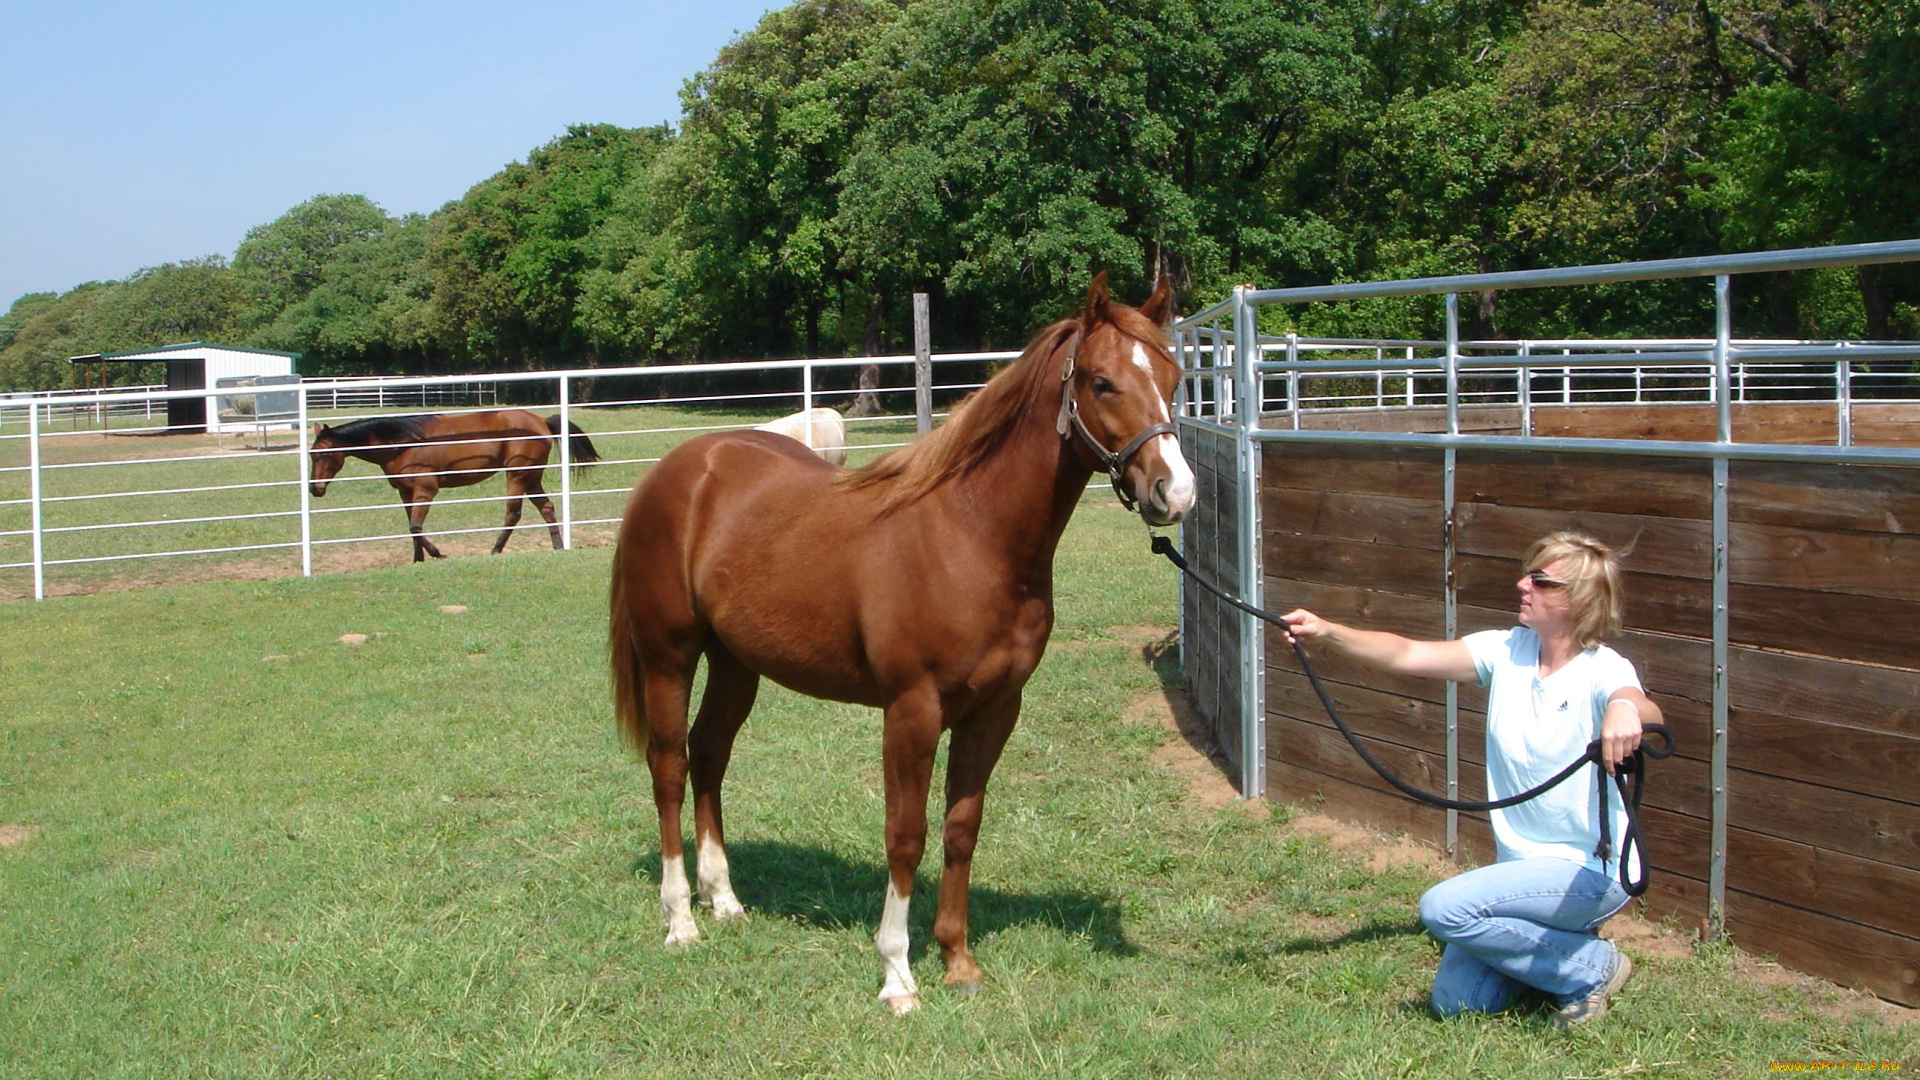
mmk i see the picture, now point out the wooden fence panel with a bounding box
[1223,424,1920,1005]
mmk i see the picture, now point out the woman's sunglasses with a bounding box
[1527,570,1569,589]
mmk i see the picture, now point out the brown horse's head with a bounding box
[1060,272,1195,526]
[308,424,346,497]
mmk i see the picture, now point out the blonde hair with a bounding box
[1523,531,1628,649]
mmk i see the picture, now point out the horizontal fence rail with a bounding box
[0,350,1012,601]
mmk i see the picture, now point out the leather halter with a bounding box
[1054,329,1179,513]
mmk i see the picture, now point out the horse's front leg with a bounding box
[877,683,943,1015]
[399,480,445,561]
[935,693,1020,993]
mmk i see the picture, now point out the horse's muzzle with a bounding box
[309,482,328,498]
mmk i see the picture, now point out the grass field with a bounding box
[0,495,1913,1078]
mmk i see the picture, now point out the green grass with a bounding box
[0,498,1913,1078]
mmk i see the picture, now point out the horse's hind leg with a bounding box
[638,657,702,946]
[524,473,564,550]
[492,479,527,555]
[689,644,760,921]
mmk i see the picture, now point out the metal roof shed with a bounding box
[68,342,301,433]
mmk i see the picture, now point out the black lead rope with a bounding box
[1147,534,1675,897]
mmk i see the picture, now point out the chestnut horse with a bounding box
[309,409,600,561]
[608,274,1194,1014]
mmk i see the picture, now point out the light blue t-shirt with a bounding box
[1462,626,1642,878]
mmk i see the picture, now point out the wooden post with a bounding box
[914,292,932,435]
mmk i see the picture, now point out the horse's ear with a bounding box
[1082,271,1112,327]
[1139,274,1174,328]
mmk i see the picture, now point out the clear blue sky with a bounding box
[0,0,784,309]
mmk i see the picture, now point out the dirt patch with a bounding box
[0,824,39,848]
[337,633,370,647]
[1123,628,1916,1029]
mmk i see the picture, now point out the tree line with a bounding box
[4,0,1916,393]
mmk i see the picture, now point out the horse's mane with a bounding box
[324,415,431,446]
[836,322,1075,514]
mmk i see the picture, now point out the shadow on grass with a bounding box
[631,839,1137,960]
[1222,916,1428,962]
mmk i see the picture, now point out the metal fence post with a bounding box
[297,385,312,577]
[914,293,933,435]
[1233,286,1266,798]
[1520,339,1533,437]
[1444,293,1461,855]
[1837,346,1852,448]
[1709,274,1732,940]
[559,375,573,550]
[802,361,815,450]
[29,401,44,600]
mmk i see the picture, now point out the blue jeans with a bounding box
[1418,857,1629,1017]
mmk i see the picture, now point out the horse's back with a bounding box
[614,429,878,699]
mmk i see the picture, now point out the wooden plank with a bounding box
[1453,501,1713,579]
[1725,887,1920,1007]
[1629,807,1716,883]
[1727,768,1920,871]
[1455,556,1714,638]
[1638,870,1712,939]
[1646,807,1920,941]
[1290,406,1518,436]
[1455,450,1714,518]
[1608,845,1920,1005]
[1266,532,1444,600]
[1730,459,1920,533]
[1268,668,1449,752]
[1727,707,1920,806]
[1262,442,1443,500]
[1269,714,1459,797]
[1730,519,1920,602]
[1527,403,1848,444]
[1261,487,1445,547]
[1729,647,1920,740]
[1728,581,1920,669]
[1270,761,1452,852]
[1851,403,1920,448]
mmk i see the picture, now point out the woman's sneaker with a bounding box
[1552,951,1632,1030]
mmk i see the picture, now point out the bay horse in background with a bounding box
[608,273,1195,1014]
[309,409,600,562]
[755,406,848,466]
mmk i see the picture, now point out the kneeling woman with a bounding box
[1279,531,1660,1029]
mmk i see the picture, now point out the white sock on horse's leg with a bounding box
[697,834,745,920]
[875,882,920,1014]
[660,854,699,946]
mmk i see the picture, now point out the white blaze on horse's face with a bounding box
[1086,332,1195,527]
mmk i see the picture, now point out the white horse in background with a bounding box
[755,406,848,466]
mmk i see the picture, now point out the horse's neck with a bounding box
[953,382,1094,580]
[346,440,403,465]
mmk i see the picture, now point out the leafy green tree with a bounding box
[234,194,394,335]
[423,123,671,367]
[253,213,438,375]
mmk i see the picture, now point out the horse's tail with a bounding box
[608,557,648,754]
[545,415,601,475]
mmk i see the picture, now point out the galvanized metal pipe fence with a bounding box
[1170,237,1920,943]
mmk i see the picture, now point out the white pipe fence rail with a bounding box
[0,351,1006,600]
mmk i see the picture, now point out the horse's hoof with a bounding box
[663,923,700,948]
[882,993,921,1016]
[947,979,984,998]
[711,896,747,921]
